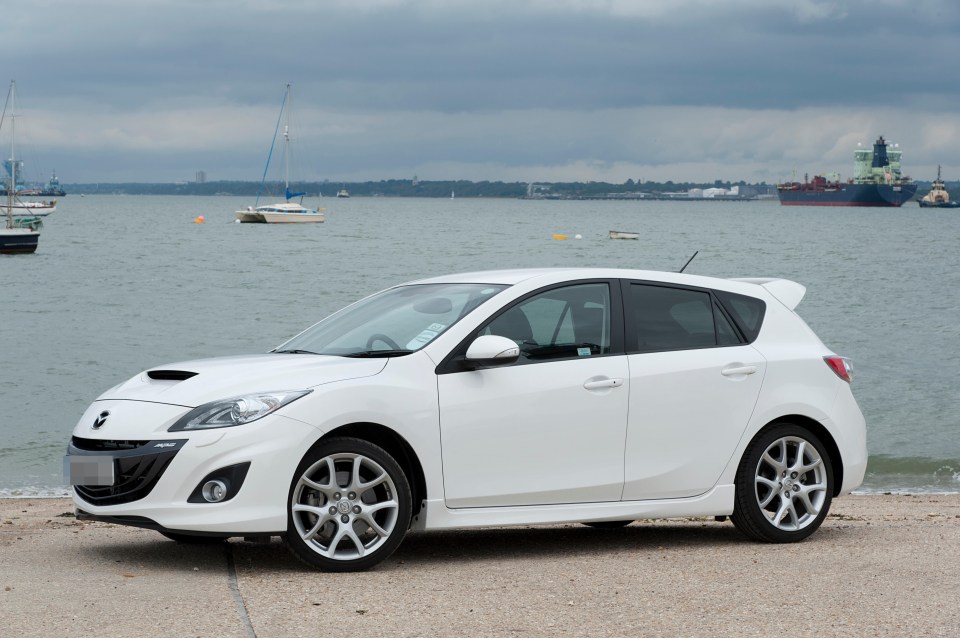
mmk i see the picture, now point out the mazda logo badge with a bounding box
[92,410,109,430]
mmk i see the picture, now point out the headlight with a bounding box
[168,389,312,431]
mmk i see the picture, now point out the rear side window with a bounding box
[627,284,741,352]
[715,290,766,342]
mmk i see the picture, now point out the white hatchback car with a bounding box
[66,268,867,571]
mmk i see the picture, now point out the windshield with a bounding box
[275,283,508,357]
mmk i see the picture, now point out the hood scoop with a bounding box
[147,369,198,381]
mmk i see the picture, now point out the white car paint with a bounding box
[65,267,868,565]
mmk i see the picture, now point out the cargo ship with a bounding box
[777,136,917,206]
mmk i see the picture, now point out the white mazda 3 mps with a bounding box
[65,268,867,571]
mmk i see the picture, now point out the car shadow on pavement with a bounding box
[77,521,755,573]
[235,521,751,572]
[393,522,745,566]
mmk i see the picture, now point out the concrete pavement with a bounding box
[2,494,959,637]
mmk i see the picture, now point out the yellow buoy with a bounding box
[194,215,205,224]
[552,234,568,240]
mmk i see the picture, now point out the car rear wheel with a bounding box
[285,437,411,572]
[731,423,833,543]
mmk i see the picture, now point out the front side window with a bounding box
[481,283,611,362]
[628,283,740,352]
[276,283,508,357]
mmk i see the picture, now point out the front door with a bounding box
[438,282,629,508]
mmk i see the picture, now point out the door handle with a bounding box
[721,365,757,377]
[583,378,624,390]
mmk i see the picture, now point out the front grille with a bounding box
[71,437,149,452]
[69,438,187,506]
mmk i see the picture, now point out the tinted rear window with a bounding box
[715,290,766,342]
[627,284,740,351]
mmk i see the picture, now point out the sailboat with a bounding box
[1,81,40,255]
[236,84,325,223]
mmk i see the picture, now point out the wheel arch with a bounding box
[751,414,844,496]
[319,422,427,517]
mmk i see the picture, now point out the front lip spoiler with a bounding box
[75,509,284,538]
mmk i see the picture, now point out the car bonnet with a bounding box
[96,354,388,407]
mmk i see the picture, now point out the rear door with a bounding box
[621,282,766,500]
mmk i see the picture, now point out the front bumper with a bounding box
[65,410,322,534]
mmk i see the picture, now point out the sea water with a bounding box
[1,195,958,495]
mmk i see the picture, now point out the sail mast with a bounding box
[5,81,14,227]
[284,83,291,194]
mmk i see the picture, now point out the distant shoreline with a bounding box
[38,178,779,199]
[22,177,951,199]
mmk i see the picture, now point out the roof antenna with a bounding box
[678,251,699,273]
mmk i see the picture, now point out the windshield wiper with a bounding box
[342,350,412,358]
[273,349,321,355]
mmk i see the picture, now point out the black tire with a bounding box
[731,423,834,543]
[158,531,229,544]
[284,437,412,572]
[582,520,633,529]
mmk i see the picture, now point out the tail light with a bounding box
[824,356,852,383]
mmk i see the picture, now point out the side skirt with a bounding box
[411,485,735,531]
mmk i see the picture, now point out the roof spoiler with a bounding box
[729,278,806,310]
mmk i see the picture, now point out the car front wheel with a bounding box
[731,424,833,543]
[285,437,411,571]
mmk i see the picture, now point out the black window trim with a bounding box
[435,278,626,375]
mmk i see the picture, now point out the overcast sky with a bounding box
[2,0,958,184]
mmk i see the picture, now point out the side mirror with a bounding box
[464,335,520,367]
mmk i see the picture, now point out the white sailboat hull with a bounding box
[235,210,264,223]
[235,203,325,223]
[6,202,57,217]
[259,210,325,223]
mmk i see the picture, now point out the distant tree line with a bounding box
[61,178,785,197]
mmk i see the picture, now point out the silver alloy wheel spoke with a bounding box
[761,451,786,475]
[292,451,399,562]
[301,477,327,493]
[755,435,826,532]
[795,484,818,514]
[796,455,822,475]
[358,471,389,492]
[302,513,333,540]
[756,478,779,508]
[358,500,398,536]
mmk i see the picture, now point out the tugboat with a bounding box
[39,171,66,197]
[777,136,917,206]
[918,165,959,208]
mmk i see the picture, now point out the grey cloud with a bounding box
[2,0,958,183]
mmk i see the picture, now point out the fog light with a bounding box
[187,462,250,504]
[201,479,229,503]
